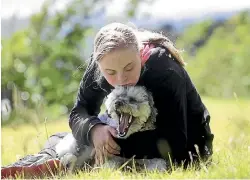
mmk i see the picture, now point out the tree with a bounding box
[2,0,152,124]
[176,11,250,98]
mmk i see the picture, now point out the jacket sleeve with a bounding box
[185,73,214,160]
[155,69,189,163]
[156,68,214,164]
[147,47,189,163]
[69,56,107,147]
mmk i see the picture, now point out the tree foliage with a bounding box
[176,11,250,98]
[1,0,150,124]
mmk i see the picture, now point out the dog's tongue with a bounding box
[118,113,131,137]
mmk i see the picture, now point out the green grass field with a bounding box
[2,97,250,179]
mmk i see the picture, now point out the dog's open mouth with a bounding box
[117,112,134,137]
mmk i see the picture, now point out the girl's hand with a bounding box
[90,124,121,165]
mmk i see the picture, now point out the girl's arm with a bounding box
[69,56,107,147]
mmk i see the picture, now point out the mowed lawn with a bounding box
[1,97,250,179]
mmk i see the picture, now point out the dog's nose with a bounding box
[115,101,123,107]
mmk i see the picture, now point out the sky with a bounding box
[1,0,250,19]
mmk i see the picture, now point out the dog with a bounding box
[55,85,167,172]
[103,85,157,138]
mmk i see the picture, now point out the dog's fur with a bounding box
[104,85,157,138]
[55,86,167,172]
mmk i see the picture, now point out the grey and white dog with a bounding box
[55,86,167,172]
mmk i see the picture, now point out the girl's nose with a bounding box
[117,73,128,85]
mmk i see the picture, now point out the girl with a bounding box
[69,22,214,167]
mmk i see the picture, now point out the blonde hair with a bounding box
[88,22,186,83]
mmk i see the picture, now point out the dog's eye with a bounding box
[129,98,136,103]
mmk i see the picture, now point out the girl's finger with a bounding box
[95,153,99,166]
[95,148,103,166]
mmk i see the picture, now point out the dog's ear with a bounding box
[147,90,157,123]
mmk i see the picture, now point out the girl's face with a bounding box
[98,47,142,87]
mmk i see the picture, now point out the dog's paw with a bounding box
[102,160,120,169]
[141,158,167,172]
[60,153,77,172]
[101,156,125,169]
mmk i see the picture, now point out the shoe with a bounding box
[1,153,64,179]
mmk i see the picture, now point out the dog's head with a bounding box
[104,86,157,139]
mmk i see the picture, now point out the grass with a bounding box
[1,97,250,179]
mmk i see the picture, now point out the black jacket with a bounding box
[69,46,214,165]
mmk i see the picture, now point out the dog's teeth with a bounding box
[120,113,123,122]
[129,115,132,123]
